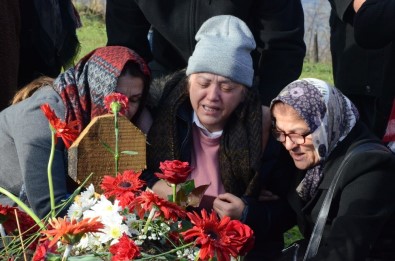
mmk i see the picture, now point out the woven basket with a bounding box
[68,114,146,188]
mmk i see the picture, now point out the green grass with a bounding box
[300,62,333,85]
[75,10,107,61]
[285,226,304,246]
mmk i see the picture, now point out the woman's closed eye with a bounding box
[129,95,142,104]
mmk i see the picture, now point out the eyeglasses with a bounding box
[272,129,311,145]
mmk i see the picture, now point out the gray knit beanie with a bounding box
[186,15,256,87]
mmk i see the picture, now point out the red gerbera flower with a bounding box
[132,191,186,221]
[41,217,104,248]
[104,93,129,116]
[181,209,237,261]
[101,170,146,208]
[225,220,255,256]
[0,204,39,236]
[40,103,80,149]
[155,160,192,185]
[109,233,141,261]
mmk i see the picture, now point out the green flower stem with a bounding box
[137,242,194,260]
[171,184,177,203]
[0,187,45,229]
[114,111,119,176]
[47,128,56,218]
[143,207,157,235]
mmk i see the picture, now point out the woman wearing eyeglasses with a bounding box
[270,78,395,260]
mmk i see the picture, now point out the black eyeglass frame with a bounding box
[271,128,312,145]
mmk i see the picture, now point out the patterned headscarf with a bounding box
[271,78,359,200]
[52,46,150,132]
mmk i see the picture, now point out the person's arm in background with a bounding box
[13,90,69,218]
[252,0,306,105]
[353,0,395,48]
[106,0,152,63]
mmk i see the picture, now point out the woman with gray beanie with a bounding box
[142,15,296,259]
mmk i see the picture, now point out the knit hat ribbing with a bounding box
[186,15,256,87]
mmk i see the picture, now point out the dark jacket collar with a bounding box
[319,121,379,189]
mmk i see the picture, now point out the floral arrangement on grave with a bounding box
[0,93,255,261]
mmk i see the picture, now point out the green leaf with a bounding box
[121,150,139,155]
[46,253,62,261]
[99,139,114,155]
[179,180,195,195]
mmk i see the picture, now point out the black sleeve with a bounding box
[329,0,354,23]
[252,0,306,105]
[354,0,395,48]
[243,137,298,259]
[140,168,159,189]
[105,0,152,62]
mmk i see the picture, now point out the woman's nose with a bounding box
[283,136,297,151]
[206,84,220,101]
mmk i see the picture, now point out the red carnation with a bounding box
[101,170,146,208]
[155,160,192,185]
[40,103,80,149]
[104,93,129,116]
[109,233,141,261]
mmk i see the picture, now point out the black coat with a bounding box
[353,0,395,116]
[105,0,306,105]
[287,122,395,260]
[328,0,395,138]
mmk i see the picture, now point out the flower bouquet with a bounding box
[0,94,254,261]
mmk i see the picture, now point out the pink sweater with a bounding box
[190,125,225,210]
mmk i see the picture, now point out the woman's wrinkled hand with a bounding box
[213,193,245,220]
